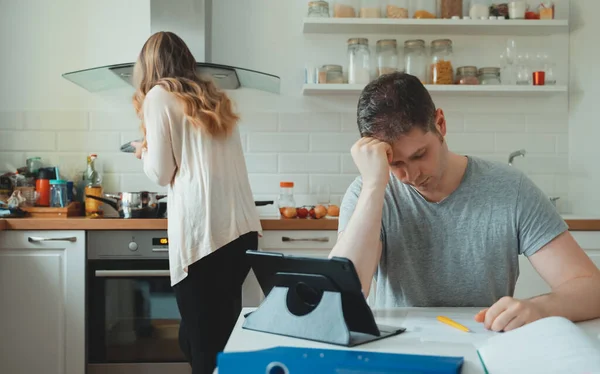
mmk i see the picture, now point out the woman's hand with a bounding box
[131,141,145,160]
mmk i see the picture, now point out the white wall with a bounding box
[568,0,600,215]
[0,0,578,213]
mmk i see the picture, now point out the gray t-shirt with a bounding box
[338,156,568,308]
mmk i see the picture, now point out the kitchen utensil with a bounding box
[120,139,143,153]
[85,192,164,219]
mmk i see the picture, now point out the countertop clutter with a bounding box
[1,216,600,231]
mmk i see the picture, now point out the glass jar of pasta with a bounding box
[429,39,454,85]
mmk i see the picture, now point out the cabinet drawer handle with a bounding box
[95,270,170,277]
[281,236,329,243]
[28,236,77,243]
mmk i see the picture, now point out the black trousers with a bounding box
[173,231,258,374]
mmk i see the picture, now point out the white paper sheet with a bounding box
[477,316,600,374]
[401,310,499,344]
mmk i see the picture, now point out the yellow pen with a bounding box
[436,315,471,333]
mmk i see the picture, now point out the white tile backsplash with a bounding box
[24,111,88,130]
[244,154,278,173]
[57,131,120,152]
[1,104,570,205]
[248,133,309,152]
[446,133,496,153]
[89,111,139,131]
[279,154,340,173]
[309,174,358,195]
[464,114,527,133]
[0,112,24,130]
[495,133,557,154]
[239,112,278,132]
[341,154,358,174]
[248,174,309,194]
[526,114,569,133]
[279,112,340,132]
[0,131,56,151]
[310,133,358,153]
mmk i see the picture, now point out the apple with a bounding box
[297,207,309,219]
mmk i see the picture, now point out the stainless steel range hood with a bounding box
[62,0,280,94]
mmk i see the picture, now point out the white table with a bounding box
[223,307,600,374]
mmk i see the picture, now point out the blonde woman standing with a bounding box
[131,31,262,374]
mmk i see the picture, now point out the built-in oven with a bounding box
[86,230,191,374]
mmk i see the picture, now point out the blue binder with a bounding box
[218,346,464,373]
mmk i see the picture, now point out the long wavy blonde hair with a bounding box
[132,31,239,148]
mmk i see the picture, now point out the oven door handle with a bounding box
[95,270,170,277]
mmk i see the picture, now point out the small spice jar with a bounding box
[456,66,480,85]
[478,67,501,85]
[307,1,330,17]
[429,39,454,85]
[376,39,399,77]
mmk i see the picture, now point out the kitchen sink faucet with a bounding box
[508,149,526,166]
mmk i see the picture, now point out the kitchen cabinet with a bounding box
[514,231,600,300]
[0,230,85,374]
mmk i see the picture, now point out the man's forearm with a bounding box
[531,274,600,322]
[329,185,386,295]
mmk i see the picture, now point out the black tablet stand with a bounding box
[242,273,404,347]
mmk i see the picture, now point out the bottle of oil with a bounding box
[84,154,103,217]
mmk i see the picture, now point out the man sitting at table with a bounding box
[330,72,600,332]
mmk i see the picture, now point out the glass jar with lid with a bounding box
[384,0,409,18]
[478,67,501,85]
[348,38,371,84]
[307,1,330,17]
[278,181,296,218]
[321,64,344,83]
[404,39,427,83]
[376,39,399,77]
[359,0,382,17]
[455,66,480,85]
[439,0,462,18]
[429,39,454,85]
[411,0,437,18]
[333,0,358,17]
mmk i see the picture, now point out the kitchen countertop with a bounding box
[0,216,340,231]
[0,215,600,231]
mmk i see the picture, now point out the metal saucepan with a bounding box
[85,191,167,219]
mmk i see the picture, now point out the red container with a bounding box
[533,71,546,86]
[36,178,50,206]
